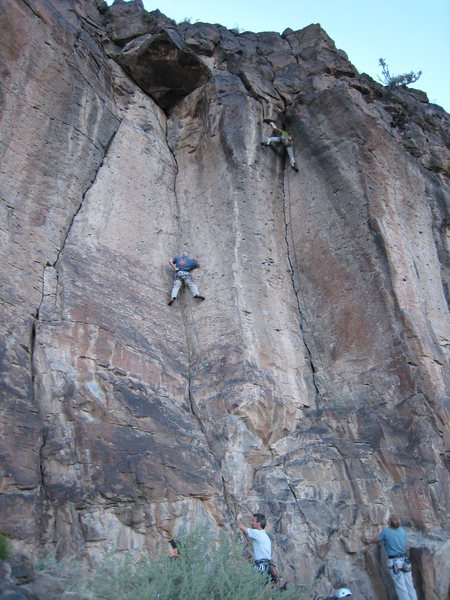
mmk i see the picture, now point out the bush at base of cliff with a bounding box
[0,532,10,560]
[79,528,301,600]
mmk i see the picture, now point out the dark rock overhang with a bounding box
[116,27,212,111]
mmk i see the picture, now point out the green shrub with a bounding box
[79,527,301,600]
[0,531,10,560]
[35,553,59,573]
[378,58,422,88]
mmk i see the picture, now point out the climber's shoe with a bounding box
[292,164,299,172]
[194,295,205,301]
[168,298,176,306]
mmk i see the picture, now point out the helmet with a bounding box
[337,589,352,598]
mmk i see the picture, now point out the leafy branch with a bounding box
[378,58,422,88]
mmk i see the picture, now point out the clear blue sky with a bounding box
[106,0,450,113]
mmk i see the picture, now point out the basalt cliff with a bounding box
[0,0,449,598]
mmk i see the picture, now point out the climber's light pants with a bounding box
[171,271,199,299]
[265,136,296,167]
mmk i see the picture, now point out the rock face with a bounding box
[0,0,449,598]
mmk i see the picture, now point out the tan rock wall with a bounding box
[0,0,120,541]
[0,1,448,597]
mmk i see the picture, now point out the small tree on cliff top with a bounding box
[378,58,422,88]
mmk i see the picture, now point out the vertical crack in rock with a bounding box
[32,122,121,507]
[29,314,48,498]
[22,0,46,22]
[281,167,322,404]
[53,124,121,273]
[259,72,325,405]
[186,377,206,438]
[165,122,182,249]
[281,456,320,557]
[32,120,122,355]
[166,123,236,524]
[330,442,360,516]
[187,361,236,522]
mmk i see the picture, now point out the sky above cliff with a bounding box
[107,0,450,113]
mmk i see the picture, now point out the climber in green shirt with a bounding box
[262,121,298,172]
